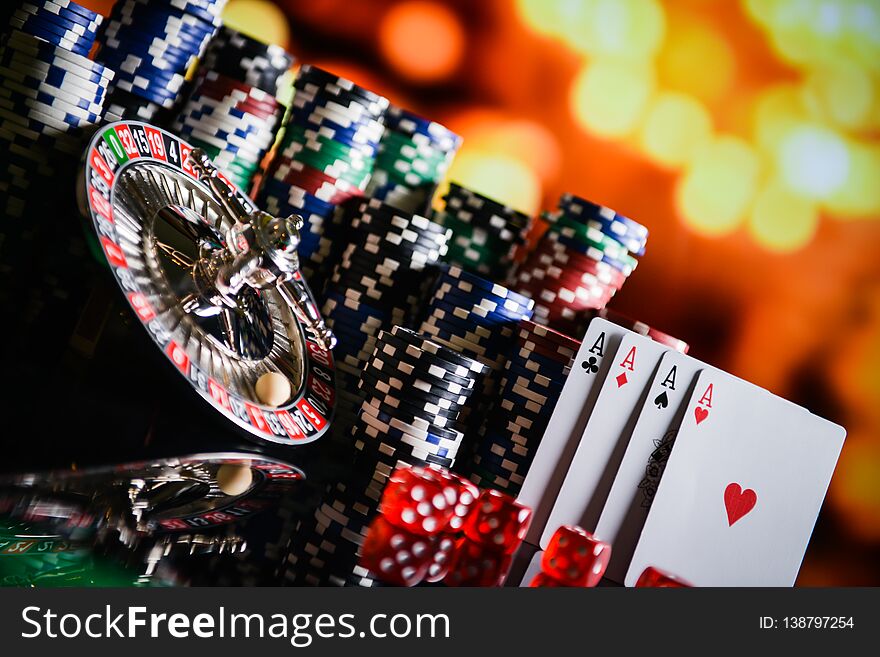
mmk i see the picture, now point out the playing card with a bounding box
[518,317,629,546]
[594,350,712,583]
[541,331,671,547]
[625,369,846,586]
[517,550,544,588]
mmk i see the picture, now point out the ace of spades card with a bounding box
[625,368,846,587]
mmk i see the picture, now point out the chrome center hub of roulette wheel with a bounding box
[79,122,337,445]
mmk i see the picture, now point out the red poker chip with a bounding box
[527,253,624,290]
[646,327,690,354]
[196,77,281,110]
[191,88,282,120]
[515,333,578,364]
[531,239,627,287]
[590,308,650,334]
[516,325,580,357]
[519,266,619,300]
[517,319,580,350]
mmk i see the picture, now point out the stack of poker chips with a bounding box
[591,307,690,354]
[417,266,534,463]
[284,326,487,587]
[419,265,534,396]
[467,320,580,495]
[257,65,388,286]
[0,12,111,221]
[434,182,532,282]
[96,0,225,122]
[512,193,648,337]
[173,74,288,193]
[365,105,461,215]
[320,200,451,434]
[198,25,294,97]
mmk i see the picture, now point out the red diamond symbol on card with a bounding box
[616,372,628,387]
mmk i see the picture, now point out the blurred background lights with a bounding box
[379,1,465,82]
[657,12,735,106]
[823,141,880,217]
[748,179,819,252]
[802,64,874,130]
[777,124,850,200]
[677,136,760,236]
[639,91,713,168]
[569,59,655,138]
[223,0,290,46]
[444,150,541,215]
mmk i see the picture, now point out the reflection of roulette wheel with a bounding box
[0,452,306,586]
[0,122,339,475]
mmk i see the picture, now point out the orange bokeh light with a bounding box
[379,1,465,82]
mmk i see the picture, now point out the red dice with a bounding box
[424,534,456,583]
[359,515,436,586]
[380,466,459,535]
[463,489,532,554]
[443,536,512,587]
[439,471,479,532]
[635,566,692,588]
[541,525,611,587]
[529,572,567,587]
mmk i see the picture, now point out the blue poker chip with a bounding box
[46,0,102,24]
[108,2,219,33]
[98,51,190,84]
[558,193,648,239]
[14,5,100,38]
[432,286,534,324]
[260,178,337,213]
[10,10,98,46]
[425,305,519,346]
[19,2,103,30]
[437,264,533,309]
[8,20,92,57]
[3,30,113,78]
[114,0,224,29]
[422,309,510,345]
[0,90,102,124]
[0,65,108,105]
[286,105,384,139]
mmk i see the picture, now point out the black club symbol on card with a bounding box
[581,356,599,374]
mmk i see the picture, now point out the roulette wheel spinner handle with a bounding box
[187,148,337,352]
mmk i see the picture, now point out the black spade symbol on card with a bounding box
[654,391,669,409]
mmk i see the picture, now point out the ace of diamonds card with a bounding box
[625,369,846,586]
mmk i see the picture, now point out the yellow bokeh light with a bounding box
[515,0,580,37]
[657,12,735,105]
[443,151,541,216]
[379,2,465,82]
[563,0,665,60]
[569,59,655,138]
[677,136,760,236]
[753,84,808,153]
[639,91,713,168]
[802,63,874,130]
[747,179,819,252]
[222,0,290,48]
[450,113,562,184]
[823,140,880,217]
[777,123,850,200]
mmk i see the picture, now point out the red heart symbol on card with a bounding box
[694,407,709,425]
[724,483,757,526]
